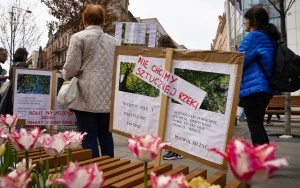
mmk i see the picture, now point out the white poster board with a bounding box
[115,22,157,47]
[13,69,52,119]
[110,46,244,170]
[12,69,76,126]
[165,60,236,164]
[112,55,164,136]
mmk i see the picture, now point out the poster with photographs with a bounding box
[115,22,157,47]
[112,55,164,136]
[111,46,244,169]
[53,73,76,125]
[12,69,76,126]
[13,69,52,119]
[165,60,236,165]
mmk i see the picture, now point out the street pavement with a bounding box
[113,116,300,188]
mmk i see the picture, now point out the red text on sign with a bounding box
[178,92,199,110]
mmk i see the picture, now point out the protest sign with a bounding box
[111,46,244,170]
[12,68,76,129]
[115,22,157,47]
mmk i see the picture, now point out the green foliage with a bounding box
[40,157,50,188]
[43,0,119,33]
[17,74,51,94]
[57,78,64,95]
[119,62,160,97]
[0,142,17,175]
[174,68,230,114]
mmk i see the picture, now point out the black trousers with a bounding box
[240,92,273,145]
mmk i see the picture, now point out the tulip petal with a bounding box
[127,134,170,162]
[209,138,288,185]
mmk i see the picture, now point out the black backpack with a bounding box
[256,34,300,92]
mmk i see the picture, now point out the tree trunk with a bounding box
[279,0,292,135]
[284,92,292,135]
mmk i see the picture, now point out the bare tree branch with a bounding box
[0,0,44,64]
[285,0,296,14]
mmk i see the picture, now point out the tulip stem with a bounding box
[54,155,57,173]
[67,149,72,163]
[25,151,29,170]
[144,162,148,188]
[39,147,42,164]
[246,183,252,188]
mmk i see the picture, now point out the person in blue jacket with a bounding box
[237,5,280,145]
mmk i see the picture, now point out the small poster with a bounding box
[13,69,76,126]
[165,60,236,164]
[13,69,52,119]
[125,23,147,45]
[115,22,157,47]
[112,55,165,136]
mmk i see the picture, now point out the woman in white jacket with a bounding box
[62,4,116,158]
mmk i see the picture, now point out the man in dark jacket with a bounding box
[0,48,9,82]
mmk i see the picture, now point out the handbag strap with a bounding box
[76,33,106,77]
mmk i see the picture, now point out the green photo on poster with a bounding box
[173,68,230,114]
[17,74,51,95]
[118,62,160,98]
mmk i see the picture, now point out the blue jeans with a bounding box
[74,110,114,158]
[239,108,246,122]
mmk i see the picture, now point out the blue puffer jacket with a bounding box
[238,30,276,97]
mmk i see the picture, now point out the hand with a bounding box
[231,44,238,51]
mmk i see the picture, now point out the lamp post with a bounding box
[9,6,32,66]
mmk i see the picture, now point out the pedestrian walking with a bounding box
[237,5,280,145]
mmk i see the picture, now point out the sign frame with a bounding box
[12,68,76,134]
[110,46,244,170]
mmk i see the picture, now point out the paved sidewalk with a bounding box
[113,117,300,188]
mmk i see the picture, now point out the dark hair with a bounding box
[82,4,105,26]
[52,64,62,70]
[244,4,280,41]
[158,35,177,48]
[0,47,7,53]
[13,48,28,62]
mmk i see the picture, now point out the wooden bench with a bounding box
[18,148,92,170]
[266,95,300,115]
[18,148,244,188]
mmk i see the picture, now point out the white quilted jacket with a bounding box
[62,25,116,113]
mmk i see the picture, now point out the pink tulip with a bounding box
[46,162,104,188]
[9,127,45,152]
[127,134,170,162]
[0,170,31,188]
[13,158,36,174]
[0,126,8,145]
[150,172,190,188]
[0,114,20,128]
[42,133,70,157]
[62,131,86,150]
[209,138,288,184]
